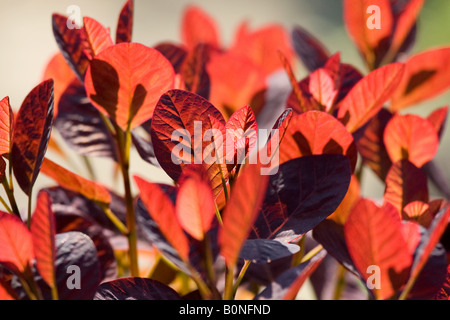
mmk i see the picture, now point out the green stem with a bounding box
[300,244,323,263]
[233,260,251,297]
[223,265,235,300]
[333,264,347,300]
[117,126,139,277]
[2,178,21,219]
[27,189,33,228]
[214,202,223,225]
[0,194,12,213]
[99,204,129,235]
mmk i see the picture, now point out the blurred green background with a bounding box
[0,0,449,210]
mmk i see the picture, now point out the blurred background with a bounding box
[0,0,450,211]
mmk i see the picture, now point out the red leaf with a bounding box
[383,160,429,214]
[383,113,439,167]
[427,106,448,140]
[390,48,450,111]
[402,200,446,228]
[0,282,14,300]
[40,157,111,205]
[356,108,393,180]
[30,191,56,288]
[328,175,361,225]
[154,43,188,74]
[0,96,13,155]
[207,51,266,118]
[151,89,228,198]
[343,0,393,69]
[291,25,330,72]
[180,43,214,99]
[52,14,93,82]
[308,64,340,112]
[116,0,134,44]
[11,79,54,195]
[219,164,268,267]
[225,105,258,173]
[181,6,220,50]
[337,62,405,133]
[84,43,175,130]
[230,24,295,75]
[176,165,216,241]
[344,198,413,300]
[279,111,357,171]
[83,17,114,56]
[388,0,425,62]
[42,52,77,118]
[134,176,190,261]
[407,205,450,298]
[0,212,33,275]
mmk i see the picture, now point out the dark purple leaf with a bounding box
[55,80,118,160]
[253,155,351,241]
[94,277,181,300]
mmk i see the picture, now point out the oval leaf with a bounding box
[176,165,215,241]
[150,89,227,197]
[279,111,357,171]
[383,113,439,168]
[390,48,450,111]
[384,160,429,213]
[12,79,54,195]
[219,164,269,268]
[134,176,190,262]
[84,42,175,130]
[0,96,13,155]
[30,191,56,289]
[337,62,405,133]
[115,0,134,44]
[181,6,220,50]
[344,199,413,300]
[94,277,180,300]
[0,212,33,275]
[40,158,111,205]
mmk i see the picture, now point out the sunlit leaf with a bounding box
[219,164,268,267]
[384,114,439,168]
[0,212,33,275]
[150,89,228,198]
[0,96,13,155]
[134,176,190,261]
[83,17,114,56]
[40,158,111,205]
[279,111,357,171]
[30,191,56,289]
[384,160,429,214]
[337,62,405,133]
[84,43,175,130]
[181,6,220,50]
[176,165,215,241]
[343,0,393,69]
[344,198,413,300]
[390,48,450,110]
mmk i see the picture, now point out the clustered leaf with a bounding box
[0,0,449,302]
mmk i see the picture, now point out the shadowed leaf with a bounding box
[94,277,180,300]
[291,25,330,72]
[12,79,54,195]
[115,0,134,44]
